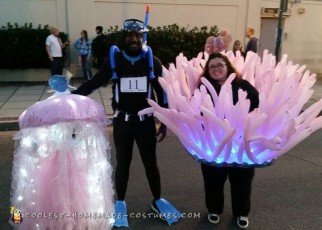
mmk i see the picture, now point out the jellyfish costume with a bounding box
[10,75,114,229]
[139,50,322,167]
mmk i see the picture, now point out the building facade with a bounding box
[0,0,321,74]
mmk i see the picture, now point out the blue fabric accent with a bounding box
[143,11,150,43]
[48,75,68,92]
[114,200,129,227]
[146,47,155,80]
[109,45,155,81]
[109,44,155,84]
[74,39,91,56]
[110,45,120,80]
[142,45,148,54]
[155,198,181,225]
[122,51,144,66]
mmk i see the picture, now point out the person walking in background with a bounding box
[74,30,93,81]
[245,28,258,53]
[200,52,259,229]
[233,40,246,58]
[45,26,70,75]
[92,26,107,69]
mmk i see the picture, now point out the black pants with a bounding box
[80,55,92,81]
[113,115,161,200]
[50,57,63,76]
[201,164,255,217]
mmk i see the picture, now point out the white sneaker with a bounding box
[237,216,249,228]
[207,213,220,224]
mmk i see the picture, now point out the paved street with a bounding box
[0,77,322,229]
[1,127,322,229]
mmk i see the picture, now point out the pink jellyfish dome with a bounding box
[19,94,107,129]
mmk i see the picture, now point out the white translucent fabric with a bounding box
[11,83,115,229]
[11,121,114,229]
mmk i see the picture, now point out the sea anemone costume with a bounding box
[139,50,322,167]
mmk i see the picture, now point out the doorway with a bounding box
[258,18,279,56]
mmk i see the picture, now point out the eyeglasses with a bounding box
[208,63,226,71]
[123,19,147,33]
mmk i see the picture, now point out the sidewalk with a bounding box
[0,79,113,130]
[1,77,322,131]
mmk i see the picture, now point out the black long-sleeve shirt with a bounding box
[206,77,259,112]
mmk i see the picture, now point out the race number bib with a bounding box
[120,76,147,93]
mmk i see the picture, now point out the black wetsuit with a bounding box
[73,51,166,201]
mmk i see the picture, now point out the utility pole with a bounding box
[275,0,288,61]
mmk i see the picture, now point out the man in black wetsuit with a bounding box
[73,19,180,227]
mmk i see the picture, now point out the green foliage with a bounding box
[106,25,122,48]
[0,22,68,69]
[107,24,219,66]
[149,24,219,66]
[0,23,218,69]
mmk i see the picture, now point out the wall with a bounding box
[91,0,258,44]
[0,0,256,65]
[284,1,322,74]
[73,0,258,64]
[0,0,68,32]
[261,0,322,74]
[0,0,320,77]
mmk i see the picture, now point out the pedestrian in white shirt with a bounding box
[46,26,69,75]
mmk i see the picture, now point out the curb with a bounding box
[0,120,19,131]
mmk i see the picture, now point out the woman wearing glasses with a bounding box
[200,52,259,229]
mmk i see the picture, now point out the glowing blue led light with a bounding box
[206,149,213,156]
